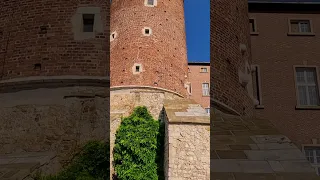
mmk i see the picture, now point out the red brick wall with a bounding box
[250,11,320,145]
[211,0,254,116]
[110,0,188,97]
[0,1,108,81]
[188,64,210,109]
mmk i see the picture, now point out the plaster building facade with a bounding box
[188,62,210,113]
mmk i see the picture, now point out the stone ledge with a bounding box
[0,76,109,93]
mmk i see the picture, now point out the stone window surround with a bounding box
[249,17,259,35]
[142,27,152,36]
[251,64,264,109]
[293,65,320,110]
[110,31,117,42]
[287,18,315,36]
[72,7,103,40]
[132,63,143,74]
[302,143,320,176]
[144,0,157,7]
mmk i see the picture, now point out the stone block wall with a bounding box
[110,87,183,178]
[164,99,210,180]
[0,86,109,171]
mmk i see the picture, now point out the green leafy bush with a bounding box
[113,106,160,180]
[36,140,109,180]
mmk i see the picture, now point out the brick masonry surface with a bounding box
[0,0,109,81]
[110,0,188,97]
[211,0,254,116]
[250,9,320,145]
[188,64,210,109]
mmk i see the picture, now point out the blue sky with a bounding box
[184,0,210,62]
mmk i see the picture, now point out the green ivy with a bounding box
[113,106,161,180]
[35,140,109,180]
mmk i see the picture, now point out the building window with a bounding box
[200,67,208,73]
[202,83,209,96]
[143,27,152,36]
[252,65,263,108]
[205,108,210,114]
[290,20,312,33]
[295,67,320,106]
[304,146,320,175]
[110,31,117,41]
[249,18,258,34]
[82,14,95,32]
[145,0,157,7]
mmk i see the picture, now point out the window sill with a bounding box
[287,32,315,36]
[250,32,259,36]
[200,72,209,73]
[295,105,320,110]
[255,105,264,109]
[202,95,210,97]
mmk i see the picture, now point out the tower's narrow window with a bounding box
[136,66,140,72]
[147,0,154,5]
[110,31,117,41]
[143,27,152,36]
[145,0,157,7]
[82,14,95,32]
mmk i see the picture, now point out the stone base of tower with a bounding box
[110,87,210,180]
[0,84,109,176]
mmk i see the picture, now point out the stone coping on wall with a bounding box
[164,99,210,125]
[111,85,184,98]
[0,76,110,93]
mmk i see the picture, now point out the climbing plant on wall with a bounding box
[113,106,160,180]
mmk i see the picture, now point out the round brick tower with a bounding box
[0,1,108,82]
[110,0,188,97]
[211,0,254,116]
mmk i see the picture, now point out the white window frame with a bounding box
[200,67,208,73]
[205,108,210,114]
[144,0,157,7]
[298,21,311,33]
[303,146,320,176]
[288,19,314,34]
[294,66,320,107]
[202,83,209,96]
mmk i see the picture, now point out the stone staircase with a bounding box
[211,110,320,180]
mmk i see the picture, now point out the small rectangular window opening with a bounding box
[145,29,150,34]
[201,67,208,73]
[147,0,154,5]
[83,14,95,32]
[136,66,140,72]
[249,19,256,32]
[202,83,209,96]
[290,20,311,33]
